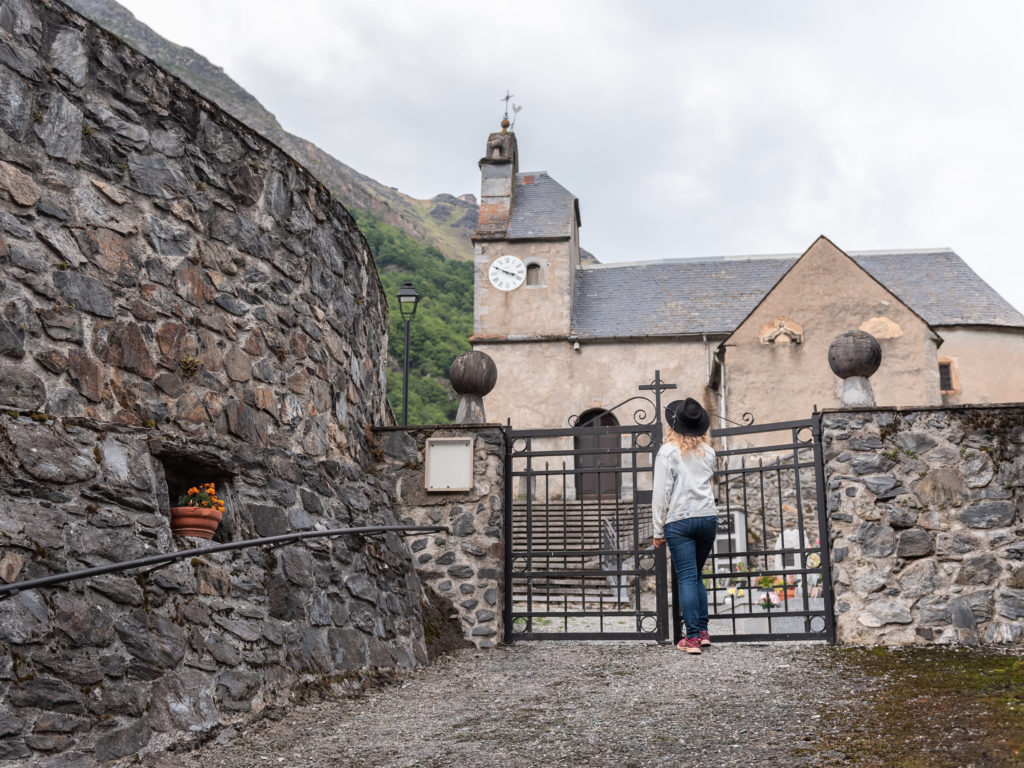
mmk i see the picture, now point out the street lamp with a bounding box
[397,281,422,426]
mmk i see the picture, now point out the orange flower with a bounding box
[188,487,198,495]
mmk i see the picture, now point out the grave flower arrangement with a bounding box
[170,482,225,539]
[755,573,780,589]
[805,550,823,596]
[724,561,752,591]
[726,585,746,602]
[754,572,797,601]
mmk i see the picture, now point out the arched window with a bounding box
[526,263,542,286]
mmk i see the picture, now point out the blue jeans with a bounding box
[665,516,718,639]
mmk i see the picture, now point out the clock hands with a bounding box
[494,267,523,277]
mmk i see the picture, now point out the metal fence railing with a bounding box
[0,524,448,602]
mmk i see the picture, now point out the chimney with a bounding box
[474,119,518,240]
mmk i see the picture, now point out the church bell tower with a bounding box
[471,116,581,343]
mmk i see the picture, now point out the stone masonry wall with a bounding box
[0,416,427,764]
[0,0,389,454]
[823,405,1024,646]
[375,425,505,648]
[0,0,428,763]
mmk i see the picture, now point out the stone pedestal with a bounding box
[841,375,876,407]
[456,394,487,424]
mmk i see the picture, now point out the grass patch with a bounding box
[816,646,1024,767]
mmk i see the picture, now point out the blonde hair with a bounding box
[664,427,709,456]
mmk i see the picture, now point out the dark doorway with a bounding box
[574,409,621,499]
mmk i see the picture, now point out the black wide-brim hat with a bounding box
[665,398,709,436]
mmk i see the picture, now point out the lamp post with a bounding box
[397,281,422,426]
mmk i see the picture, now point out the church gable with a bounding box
[725,236,939,349]
[720,236,945,419]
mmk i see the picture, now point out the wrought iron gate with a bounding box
[502,373,834,644]
[503,375,674,642]
[679,414,835,643]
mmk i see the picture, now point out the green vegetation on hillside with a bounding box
[354,210,474,424]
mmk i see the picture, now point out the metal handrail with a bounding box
[0,524,448,602]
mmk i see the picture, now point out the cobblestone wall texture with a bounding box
[375,426,505,648]
[0,0,427,763]
[823,405,1024,646]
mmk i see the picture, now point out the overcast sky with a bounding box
[118,0,1024,314]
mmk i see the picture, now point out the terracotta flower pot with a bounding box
[170,505,223,539]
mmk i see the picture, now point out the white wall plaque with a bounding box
[425,437,474,492]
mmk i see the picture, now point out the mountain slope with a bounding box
[63,0,478,262]
[284,133,478,261]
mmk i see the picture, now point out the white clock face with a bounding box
[488,255,526,291]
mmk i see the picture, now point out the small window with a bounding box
[938,357,959,395]
[526,263,542,286]
[938,363,952,392]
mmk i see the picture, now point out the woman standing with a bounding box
[652,398,719,655]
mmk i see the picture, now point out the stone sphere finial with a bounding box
[450,351,497,397]
[451,352,497,423]
[828,330,882,379]
[829,330,882,407]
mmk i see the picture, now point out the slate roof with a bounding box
[508,172,578,239]
[850,251,1024,328]
[570,249,1024,338]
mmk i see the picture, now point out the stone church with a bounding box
[470,123,1024,434]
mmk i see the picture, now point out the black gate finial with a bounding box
[638,370,676,421]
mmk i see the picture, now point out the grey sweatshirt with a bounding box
[651,442,718,538]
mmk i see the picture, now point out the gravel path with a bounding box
[145,641,870,768]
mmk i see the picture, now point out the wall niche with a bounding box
[154,445,237,544]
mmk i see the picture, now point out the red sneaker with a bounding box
[699,631,711,647]
[677,636,702,654]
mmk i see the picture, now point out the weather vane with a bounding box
[501,90,522,129]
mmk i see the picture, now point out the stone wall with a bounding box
[0,0,389,453]
[375,425,505,648]
[823,405,1024,646]
[0,1,428,763]
[0,416,427,763]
